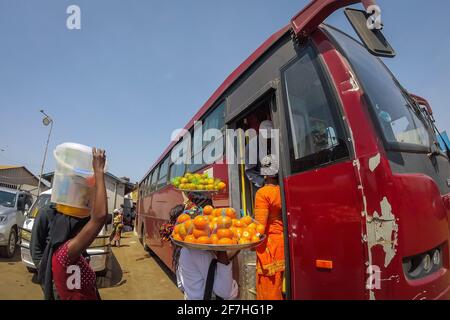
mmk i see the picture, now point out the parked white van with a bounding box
[20,189,110,274]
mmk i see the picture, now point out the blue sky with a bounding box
[0,0,449,182]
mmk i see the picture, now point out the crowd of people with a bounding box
[30,145,284,301]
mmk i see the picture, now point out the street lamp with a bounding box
[37,110,54,197]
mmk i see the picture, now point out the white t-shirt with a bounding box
[176,248,238,300]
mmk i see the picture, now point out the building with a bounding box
[42,171,134,214]
[0,165,50,197]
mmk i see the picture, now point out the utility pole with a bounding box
[37,110,54,197]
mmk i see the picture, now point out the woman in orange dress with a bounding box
[254,155,285,300]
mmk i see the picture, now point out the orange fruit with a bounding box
[214,208,224,217]
[217,238,233,245]
[177,213,191,224]
[177,223,188,238]
[217,228,233,239]
[217,182,226,191]
[173,224,180,235]
[247,223,257,230]
[234,220,245,228]
[233,227,243,239]
[184,220,194,233]
[256,224,266,235]
[203,205,214,216]
[251,235,261,243]
[193,215,209,230]
[244,227,256,236]
[232,219,238,227]
[210,234,219,244]
[193,228,209,239]
[241,230,252,240]
[217,216,232,229]
[197,236,212,244]
[209,222,217,232]
[241,215,253,226]
[184,235,197,243]
[238,238,251,245]
[172,234,183,242]
[225,208,237,219]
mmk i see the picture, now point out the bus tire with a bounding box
[142,225,150,252]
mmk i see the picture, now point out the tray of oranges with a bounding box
[171,173,227,193]
[170,205,266,251]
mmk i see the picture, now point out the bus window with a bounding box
[169,162,185,181]
[157,157,170,189]
[325,27,432,151]
[188,102,225,172]
[283,47,349,173]
[145,174,152,196]
[150,167,159,192]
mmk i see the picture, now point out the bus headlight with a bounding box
[432,249,441,266]
[403,246,443,280]
[422,254,432,273]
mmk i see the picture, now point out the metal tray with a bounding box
[170,236,265,252]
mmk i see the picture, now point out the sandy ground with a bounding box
[0,232,183,300]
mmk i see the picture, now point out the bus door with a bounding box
[227,92,277,300]
[279,42,367,299]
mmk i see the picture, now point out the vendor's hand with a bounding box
[92,148,106,175]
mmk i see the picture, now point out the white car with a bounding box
[20,189,110,274]
[0,187,33,258]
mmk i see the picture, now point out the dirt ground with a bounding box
[0,232,183,300]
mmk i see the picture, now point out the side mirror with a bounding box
[344,8,396,58]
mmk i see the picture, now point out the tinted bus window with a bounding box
[283,47,349,173]
[157,157,170,189]
[326,27,431,150]
[188,102,225,172]
[150,167,159,192]
[169,162,185,180]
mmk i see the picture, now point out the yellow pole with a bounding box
[239,130,247,216]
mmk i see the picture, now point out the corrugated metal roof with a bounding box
[0,165,21,170]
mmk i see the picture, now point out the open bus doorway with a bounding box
[228,93,286,300]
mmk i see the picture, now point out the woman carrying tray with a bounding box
[254,155,285,300]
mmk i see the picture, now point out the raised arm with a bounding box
[67,148,108,262]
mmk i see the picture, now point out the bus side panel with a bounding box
[285,160,366,299]
[147,187,184,269]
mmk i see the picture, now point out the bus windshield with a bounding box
[0,190,16,208]
[325,26,432,150]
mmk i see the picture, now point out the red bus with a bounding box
[137,0,450,300]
